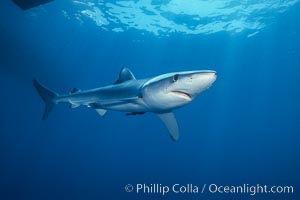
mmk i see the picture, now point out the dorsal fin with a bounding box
[114,67,136,84]
[69,88,81,94]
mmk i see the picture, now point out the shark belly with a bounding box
[99,98,148,112]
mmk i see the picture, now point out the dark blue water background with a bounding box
[0,1,299,199]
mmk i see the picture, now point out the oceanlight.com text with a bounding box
[124,183,294,196]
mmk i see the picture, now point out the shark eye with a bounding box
[172,74,179,83]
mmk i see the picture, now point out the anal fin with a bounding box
[96,109,107,116]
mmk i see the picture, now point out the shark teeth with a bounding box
[172,91,192,100]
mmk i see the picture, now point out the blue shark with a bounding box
[34,68,217,141]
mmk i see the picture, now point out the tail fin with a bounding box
[33,79,58,120]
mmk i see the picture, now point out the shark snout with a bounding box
[206,71,217,77]
[211,71,217,82]
[197,71,217,83]
[196,70,217,80]
[206,71,217,87]
[207,70,217,79]
[192,71,217,93]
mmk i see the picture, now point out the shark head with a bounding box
[142,70,217,112]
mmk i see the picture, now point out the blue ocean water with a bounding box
[0,1,300,200]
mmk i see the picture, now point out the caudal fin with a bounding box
[33,80,58,120]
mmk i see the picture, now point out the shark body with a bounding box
[34,68,217,141]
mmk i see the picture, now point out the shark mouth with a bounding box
[171,91,192,100]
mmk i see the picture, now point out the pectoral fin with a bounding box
[157,112,179,141]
